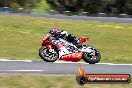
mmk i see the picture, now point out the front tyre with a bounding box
[39,46,58,62]
[82,47,101,64]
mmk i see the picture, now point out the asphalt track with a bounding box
[29,14,132,23]
[0,60,132,74]
[1,12,132,23]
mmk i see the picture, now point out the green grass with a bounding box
[0,14,132,63]
[0,75,131,88]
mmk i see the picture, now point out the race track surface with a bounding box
[0,60,132,75]
[1,13,132,23]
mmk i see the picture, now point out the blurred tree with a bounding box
[0,0,41,8]
[46,0,65,13]
[83,0,102,13]
[10,2,21,11]
[126,0,132,15]
[0,0,131,15]
[47,0,102,13]
[36,0,51,11]
[115,0,126,14]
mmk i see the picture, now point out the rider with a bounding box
[49,27,80,48]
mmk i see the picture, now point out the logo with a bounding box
[76,67,131,85]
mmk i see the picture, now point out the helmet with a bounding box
[49,28,59,35]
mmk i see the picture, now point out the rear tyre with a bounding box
[39,46,58,62]
[82,47,101,64]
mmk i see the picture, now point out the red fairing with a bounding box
[46,44,52,49]
[79,37,89,43]
[41,35,50,46]
[41,39,49,46]
[41,35,57,48]
[41,35,64,49]
[60,52,82,62]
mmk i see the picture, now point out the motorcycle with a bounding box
[39,34,101,64]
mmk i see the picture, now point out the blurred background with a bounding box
[0,0,132,17]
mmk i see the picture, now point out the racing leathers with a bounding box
[51,30,80,48]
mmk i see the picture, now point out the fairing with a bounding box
[60,52,82,62]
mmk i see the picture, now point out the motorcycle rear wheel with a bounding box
[82,47,101,64]
[39,46,58,62]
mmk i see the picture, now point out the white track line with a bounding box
[102,63,132,66]
[0,70,43,72]
[0,59,32,62]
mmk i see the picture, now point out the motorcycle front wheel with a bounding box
[82,47,101,64]
[39,46,58,62]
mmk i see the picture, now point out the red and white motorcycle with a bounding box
[39,34,101,64]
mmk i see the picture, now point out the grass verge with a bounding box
[0,14,132,63]
[0,75,131,88]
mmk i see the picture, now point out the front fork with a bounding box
[46,44,55,53]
